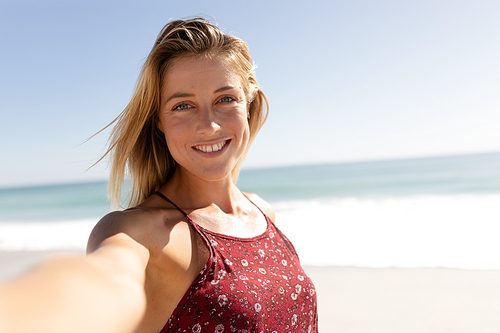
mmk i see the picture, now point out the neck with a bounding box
[160,167,243,214]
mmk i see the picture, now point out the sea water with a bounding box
[1,152,499,269]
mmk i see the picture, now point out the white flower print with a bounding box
[291,293,298,300]
[192,323,201,333]
[278,286,285,294]
[218,270,227,279]
[258,249,265,257]
[218,294,228,306]
[295,284,302,294]
[297,274,304,281]
[269,232,275,239]
[310,288,316,296]
[281,259,287,266]
[259,268,266,274]
[214,323,225,333]
[254,303,262,312]
[224,259,233,266]
[239,274,249,281]
[241,259,248,266]
[210,239,218,246]
[291,314,298,326]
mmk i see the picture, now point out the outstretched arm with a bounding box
[0,233,149,333]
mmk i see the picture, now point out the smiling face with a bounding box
[158,54,250,182]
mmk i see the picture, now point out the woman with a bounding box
[88,18,318,332]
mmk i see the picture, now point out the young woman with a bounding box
[88,18,318,332]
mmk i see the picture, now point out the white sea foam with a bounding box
[1,194,500,270]
[272,194,500,270]
[0,219,95,251]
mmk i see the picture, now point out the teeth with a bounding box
[194,141,226,153]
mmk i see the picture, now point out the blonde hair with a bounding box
[98,18,268,208]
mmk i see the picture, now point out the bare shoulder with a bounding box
[86,194,201,277]
[87,202,187,254]
[87,208,151,253]
[244,192,276,223]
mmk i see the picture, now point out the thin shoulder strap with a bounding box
[240,191,268,218]
[154,191,190,219]
[241,191,299,257]
[154,191,216,275]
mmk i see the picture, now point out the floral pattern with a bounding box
[160,201,318,333]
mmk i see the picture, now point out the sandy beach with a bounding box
[305,266,500,332]
[2,251,500,332]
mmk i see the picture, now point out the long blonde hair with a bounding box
[98,18,268,208]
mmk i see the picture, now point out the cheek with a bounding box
[239,119,251,148]
[161,120,188,153]
[231,112,250,141]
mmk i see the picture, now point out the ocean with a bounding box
[1,152,499,270]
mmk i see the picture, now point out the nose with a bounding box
[196,105,221,136]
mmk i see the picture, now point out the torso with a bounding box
[161,200,318,332]
[89,191,317,333]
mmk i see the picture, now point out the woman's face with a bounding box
[159,55,250,182]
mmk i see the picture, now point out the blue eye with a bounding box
[173,103,190,111]
[219,96,234,103]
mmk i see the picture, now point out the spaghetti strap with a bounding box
[240,191,298,256]
[154,191,190,219]
[239,191,267,217]
[155,190,297,257]
[156,190,266,224]
[154,191,216,258]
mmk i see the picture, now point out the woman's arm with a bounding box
[0,233,149,333]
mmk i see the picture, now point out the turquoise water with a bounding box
[1,152,499,222]
[238,152,500,201]
[0,182,110,222]
[1,152,499,269]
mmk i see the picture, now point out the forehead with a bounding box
[163,55,243,90]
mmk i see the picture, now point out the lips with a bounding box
[192,140,230,153]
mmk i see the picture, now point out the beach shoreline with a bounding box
[2,251,500,332]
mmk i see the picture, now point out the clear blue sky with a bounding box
[1,0,499,188]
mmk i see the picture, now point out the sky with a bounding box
[1,0,499,188]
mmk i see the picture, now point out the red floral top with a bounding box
[156,192,318,333]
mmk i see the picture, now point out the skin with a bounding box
[0,233,148,333]
[87,55,275,333]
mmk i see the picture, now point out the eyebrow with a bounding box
[165,85,237,104]
[214,85,236,94]
[165,93,194,104]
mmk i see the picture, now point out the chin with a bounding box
[184,164,234,182]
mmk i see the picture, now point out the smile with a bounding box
[192,140,229,153]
